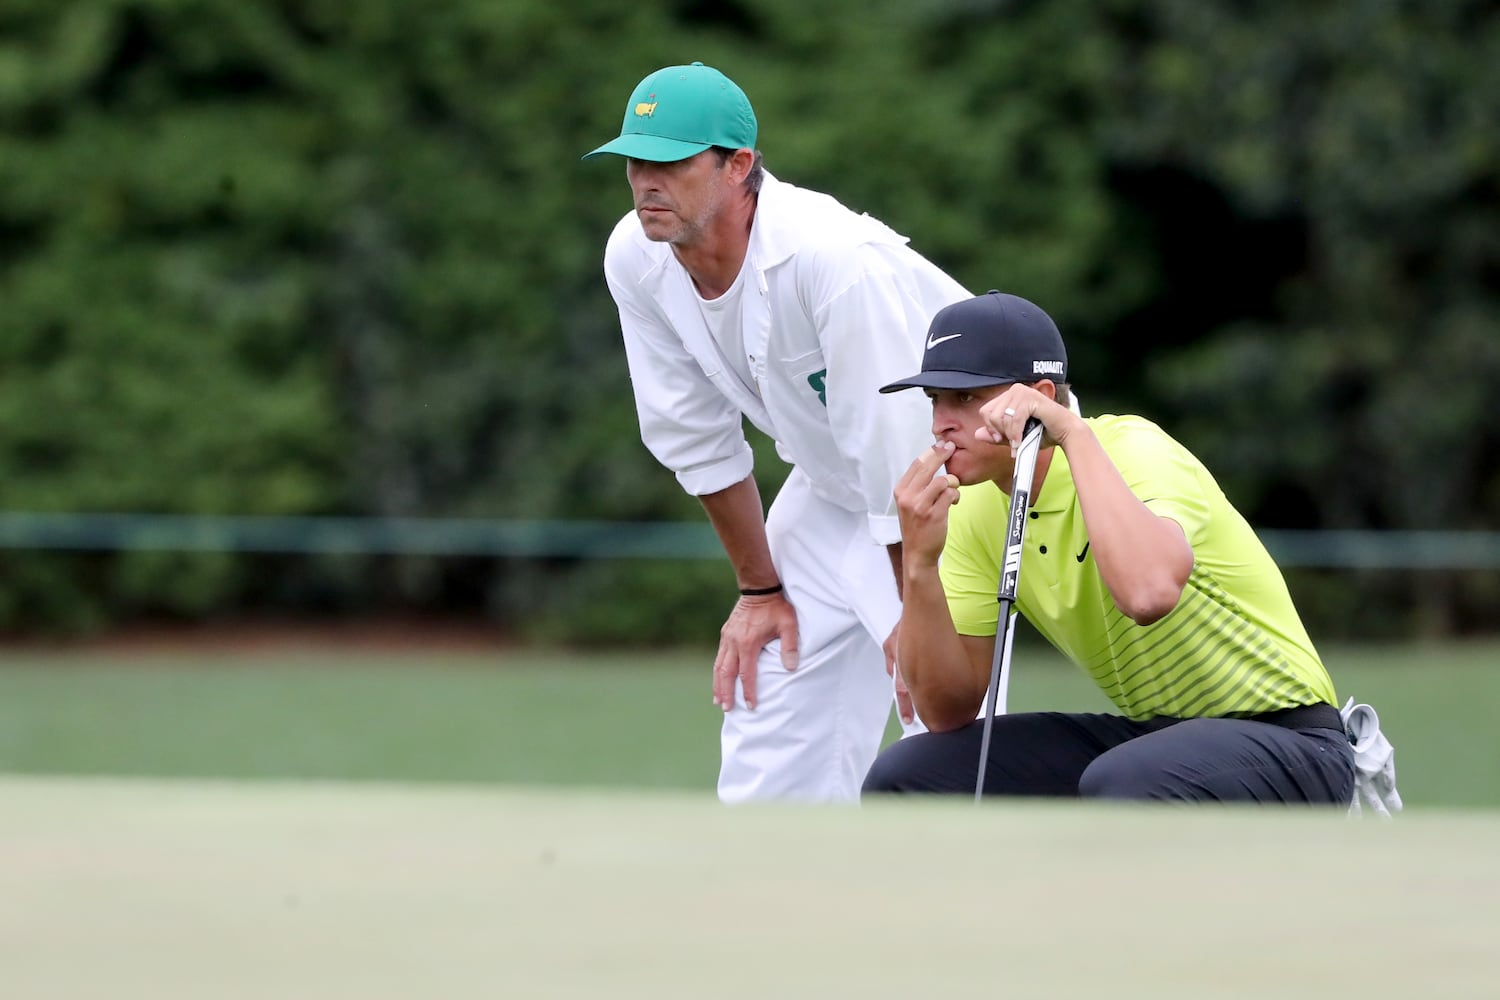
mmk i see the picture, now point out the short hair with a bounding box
[711,147,764,194]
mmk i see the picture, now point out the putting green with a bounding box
[1,776,1494,998]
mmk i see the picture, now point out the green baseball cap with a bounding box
[582,62,757,162]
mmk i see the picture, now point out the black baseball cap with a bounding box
[879,291,1068,393]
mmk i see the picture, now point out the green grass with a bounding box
[3,776,1499,999]
[0,639,1494,807]
[1,644,1495,995]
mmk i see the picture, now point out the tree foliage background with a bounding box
[1,0,1496,640]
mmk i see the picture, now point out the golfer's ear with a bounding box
[1034,380,1058,402]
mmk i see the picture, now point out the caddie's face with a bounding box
[926,385,1014,486]
[625,150,733,248]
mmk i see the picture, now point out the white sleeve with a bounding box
[604,233,753,496]
[804,244,948,545]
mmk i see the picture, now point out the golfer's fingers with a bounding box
[945,473,962,507]
[978,392,1022,445]
[978,411,1014,450]
[916,470,961,513]
[899,443,953,493]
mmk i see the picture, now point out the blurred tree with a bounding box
[1099,0,1500,633]
[0,0,1495,639]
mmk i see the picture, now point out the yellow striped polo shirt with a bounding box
[940,414,1336,720]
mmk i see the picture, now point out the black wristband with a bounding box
[738,584,784,597]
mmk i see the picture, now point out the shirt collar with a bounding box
[995,445,1075,514]
[747,171,798,269]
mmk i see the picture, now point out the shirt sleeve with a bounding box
[799,242,947,544]
[1102,418,1212,546]
[604,225,754,496]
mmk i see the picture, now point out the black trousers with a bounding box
[862,703,1356,804]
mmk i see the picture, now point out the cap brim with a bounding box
[879,371,1015,394]
[581,133,714,162]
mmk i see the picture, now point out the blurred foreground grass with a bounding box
[6,777,1498,999]
[0,638,1493,807]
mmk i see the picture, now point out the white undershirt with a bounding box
[692,263,764,401]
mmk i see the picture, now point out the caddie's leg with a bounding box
[719,623,891,803]
[835,498,928,740]
[1078,714,1356,804]
[716,471,897,804]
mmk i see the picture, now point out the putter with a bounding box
[974,417,1044,802]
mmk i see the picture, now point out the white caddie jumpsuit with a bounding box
[603,171,970,802]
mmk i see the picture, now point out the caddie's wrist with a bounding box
[738,583,783,597]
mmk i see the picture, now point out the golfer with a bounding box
[863,291,1357,802]
[584,62,970,803]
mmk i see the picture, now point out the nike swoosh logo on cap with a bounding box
[926,332,962,350]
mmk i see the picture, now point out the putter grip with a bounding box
[997,423,1041,604]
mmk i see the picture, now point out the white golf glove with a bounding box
[1341,697,1402,819]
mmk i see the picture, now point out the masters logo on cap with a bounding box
[582,62,758,163]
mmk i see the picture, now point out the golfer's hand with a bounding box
[883,623,914,725]
[894,442,962,569]
[713,591,799,712]
[976,384,1078,454]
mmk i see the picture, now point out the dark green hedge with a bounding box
[1,0,1496,639]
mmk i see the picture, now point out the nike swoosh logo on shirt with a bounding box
[926,332,962,350]
[1076,541,1090,563]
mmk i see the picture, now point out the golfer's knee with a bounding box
[861,747,906,795]
[864,734,955,794]
[1078,755,1159,800]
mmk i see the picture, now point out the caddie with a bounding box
[583,62,971,803]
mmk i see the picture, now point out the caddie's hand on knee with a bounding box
[713,591,799,712]
[883,623,914,725]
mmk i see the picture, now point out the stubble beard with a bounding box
[636,204,681,244]
[647,212,704,249]
[638,179,724,250]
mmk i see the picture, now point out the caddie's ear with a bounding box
[724,147,756,184]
